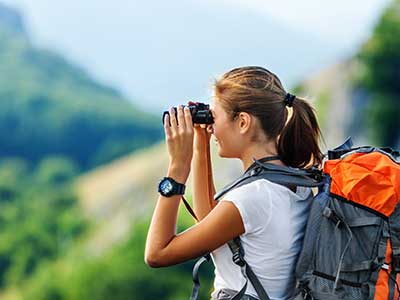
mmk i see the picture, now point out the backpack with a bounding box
[189,138,400,300]
[295,138,400,300]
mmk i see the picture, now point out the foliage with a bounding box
[22,219,214,300]
[356,0,400,146]
[0,158,87,288]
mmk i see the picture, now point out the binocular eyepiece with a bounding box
[162,102,214,125]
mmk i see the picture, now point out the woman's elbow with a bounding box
[144,250,169,268]
[145,254,161,268]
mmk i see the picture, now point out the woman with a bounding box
[145,66,323,300]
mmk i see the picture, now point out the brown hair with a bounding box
[214,66,323,168]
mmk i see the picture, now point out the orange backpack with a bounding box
[296,139,400,300]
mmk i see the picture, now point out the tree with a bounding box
[357,0,400,147]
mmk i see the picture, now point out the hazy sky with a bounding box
[5,0,390,44]
[1,0,392,111]
[210,0,391,40]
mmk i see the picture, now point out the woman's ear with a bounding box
[237,112,252,134]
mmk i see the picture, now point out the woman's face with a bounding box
[209,99,242,158]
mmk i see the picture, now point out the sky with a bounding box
[1,0,392,112]
[208,0,391,41]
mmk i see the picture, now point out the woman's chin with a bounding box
[216,144,223,156]
[216,142,231,158]
[216,145,228,158]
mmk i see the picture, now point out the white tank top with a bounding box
[211,179,312,300]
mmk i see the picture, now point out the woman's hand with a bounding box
[188,101,213,153]
[164,105,194,183]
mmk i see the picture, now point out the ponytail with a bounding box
[278,97,323,168]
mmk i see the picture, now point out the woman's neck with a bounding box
[240,141,284,171]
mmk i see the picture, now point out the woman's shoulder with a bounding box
[220,178,276,202]
[221,177,311,202]
[225,177,288,193]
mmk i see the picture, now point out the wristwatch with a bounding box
[158,177,186,197]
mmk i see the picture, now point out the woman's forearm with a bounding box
[205,141,216,207]
[145,193,180,267]
[192,139,217,221]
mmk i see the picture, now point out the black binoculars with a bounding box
[162,102,214,125]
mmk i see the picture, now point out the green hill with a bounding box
[0,3,163,298]
[0,3,162,170]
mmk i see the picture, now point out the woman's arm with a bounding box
[145,196,244,267]
[145,105,244,267]
[192,126,217,221]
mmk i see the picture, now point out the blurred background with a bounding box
[0,0,398,299]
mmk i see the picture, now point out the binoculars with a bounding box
[162,102,214,125]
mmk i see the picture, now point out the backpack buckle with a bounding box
[306,167,323,181]
[250,166,262,176]
[297,282,314,300]
[323,207,343,227]
[232,251,245,267]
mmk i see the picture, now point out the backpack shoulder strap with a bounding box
[227,238,271,300]
[215,159,324,201]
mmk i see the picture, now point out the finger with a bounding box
[184,106,193,130]
[193,124,203,130]
[164,114,172,137]
[163,112,171,126]
[177,105,186,130]
[169,107,178,133]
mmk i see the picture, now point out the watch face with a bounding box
[160,179,173,194]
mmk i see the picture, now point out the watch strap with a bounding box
[173,179,186,195]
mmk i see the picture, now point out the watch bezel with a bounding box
[158,177,185,197]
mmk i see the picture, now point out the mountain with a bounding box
[0,3,24,34]
[0,4,163,170]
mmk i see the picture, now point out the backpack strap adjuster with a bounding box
[382,263,390,271]
[232,251,246,267]
[228,239,246,267]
